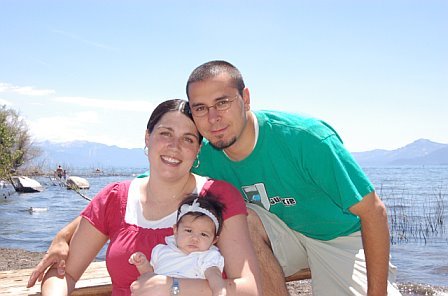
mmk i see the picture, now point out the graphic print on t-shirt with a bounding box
[242,183,270,210]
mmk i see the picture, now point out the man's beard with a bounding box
[210,136,237,150]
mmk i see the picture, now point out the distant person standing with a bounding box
[54,165,63,179]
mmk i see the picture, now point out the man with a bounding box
[28,60,401,295]
[54,165,63,178]
[186,60,401,295]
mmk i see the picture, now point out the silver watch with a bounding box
[171,277,180,295]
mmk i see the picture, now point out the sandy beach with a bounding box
[1,248,447,295]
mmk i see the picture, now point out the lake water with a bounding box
[0,166,447,289]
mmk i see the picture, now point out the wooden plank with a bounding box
[285,268,312,282]
[0,260,309,295]
[0,261,111,296]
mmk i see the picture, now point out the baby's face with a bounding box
[174,215,217,254]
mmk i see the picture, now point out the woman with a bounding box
[37,99,261,295]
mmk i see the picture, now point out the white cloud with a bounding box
[0,82,56,96]
[29,111,100,143]
[1,82,155,148]
[51,29,118,51]
[28,110,146,149]
[54,96,155,112]
[0,98,12,106]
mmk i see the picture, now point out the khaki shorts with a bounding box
[247,204,401,296]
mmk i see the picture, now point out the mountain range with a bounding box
[351,139,448,165]
[35,140,147,169]
[35,138,448,169]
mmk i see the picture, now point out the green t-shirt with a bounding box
[192,110,374,240]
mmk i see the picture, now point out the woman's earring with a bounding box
[192,156,200,169]
[144,146,148,156]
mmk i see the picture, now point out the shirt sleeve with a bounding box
[198,248,225,278]
[81,181,128,236]
[302,134,375,212]
[201,179,248,220]
[149,244,164,269]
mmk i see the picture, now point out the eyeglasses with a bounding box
[190,96,237,117]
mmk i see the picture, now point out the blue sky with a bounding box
[0,0,446,152]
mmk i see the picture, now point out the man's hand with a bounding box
[130,273,171,296]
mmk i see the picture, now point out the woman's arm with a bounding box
[41,217,108,295]
[27,216,81,288]
[215,214,262,295]
[130,214,262,296]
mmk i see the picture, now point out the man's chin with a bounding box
[210,137,237,150]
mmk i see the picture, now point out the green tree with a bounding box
[0,105,41,180]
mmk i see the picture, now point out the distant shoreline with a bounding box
[1,248,447,295]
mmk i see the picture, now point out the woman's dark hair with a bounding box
[186,60,245,99]
[176,193,226,236]
[146,99,203,143]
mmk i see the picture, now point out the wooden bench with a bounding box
[0,261,310,295]
[286,268,311,282]
[0,261,112,296]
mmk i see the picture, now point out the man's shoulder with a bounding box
[254,110,339,141]
[255,110,323,128]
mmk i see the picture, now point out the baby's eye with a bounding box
[201,232,210,238]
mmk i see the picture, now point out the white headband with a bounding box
[178,198,220,233]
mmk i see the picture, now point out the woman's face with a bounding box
[146,111,201,180]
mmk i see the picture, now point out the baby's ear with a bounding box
[212,235,219,245]
[172,224,178,235]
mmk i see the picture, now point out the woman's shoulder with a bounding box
[194,174,238,193]
[91,179,133,206]
[197,176,246,214]
[101,179,133,194]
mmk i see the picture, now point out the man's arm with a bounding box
[349,191,390,296]
[27,216,81,288]
[204,266,227,296]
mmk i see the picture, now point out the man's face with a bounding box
[187,73,249,150]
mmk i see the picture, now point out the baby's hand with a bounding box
[129,252,153,275]
[128,252,147,266]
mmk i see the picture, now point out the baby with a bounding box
[129,193,226,296]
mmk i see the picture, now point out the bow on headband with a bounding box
[178,198,220,233]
